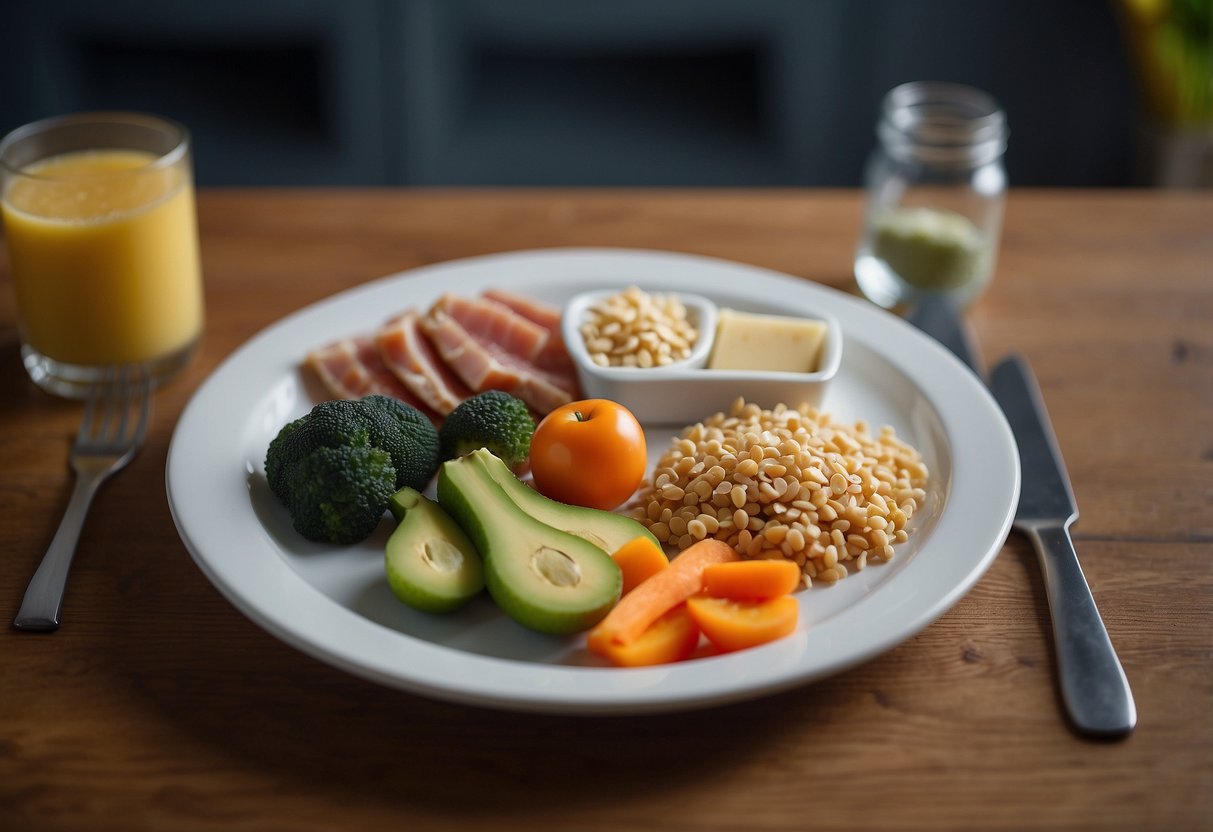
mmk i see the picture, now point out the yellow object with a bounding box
[707,309,828,373]
[1117,0,1213,125]
[2,149,203,365]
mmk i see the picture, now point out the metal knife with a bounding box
[906,296,982,374]
[989,355,1136,736]
[908,300,1136,736]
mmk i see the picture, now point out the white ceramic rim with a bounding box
[166,247,1019,715]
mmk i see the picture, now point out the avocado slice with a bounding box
[385,487,484,613]
[465,449,660,554]
[437,454,622,635]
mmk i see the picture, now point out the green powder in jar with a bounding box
[871,207,987,290]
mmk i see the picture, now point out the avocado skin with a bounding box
[470,450,659,553]
[385,487,484,613]
[437,453,622,635]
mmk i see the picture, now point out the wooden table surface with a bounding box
[1,189,1210,831]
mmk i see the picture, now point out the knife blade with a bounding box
[989,355,1136,736]
[908,304,1137,737]
[906,296,982,374]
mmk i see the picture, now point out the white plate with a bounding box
[167,248,1019,715]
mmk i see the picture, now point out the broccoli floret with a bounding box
[265,395,441,545]
[287,444,396,544]
[265,399,370,504]
[358,395,440,491]
[438,391,535,471]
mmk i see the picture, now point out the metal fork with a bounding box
[14,365,152,631]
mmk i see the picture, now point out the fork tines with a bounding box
[77,364,152,452]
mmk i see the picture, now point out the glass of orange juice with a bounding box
[0,112,203,398]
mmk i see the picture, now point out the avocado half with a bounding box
[385,487,484,613]
[437,452,623,635]
[470,449,659,554]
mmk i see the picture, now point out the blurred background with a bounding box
[2,0,1209,188]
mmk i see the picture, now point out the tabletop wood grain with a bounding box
[1,189,1210,832]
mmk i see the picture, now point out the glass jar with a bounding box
[854,82,1008,309]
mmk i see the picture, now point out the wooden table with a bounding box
[2,190,1210,831]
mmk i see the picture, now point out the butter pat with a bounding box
[707,309,829,373]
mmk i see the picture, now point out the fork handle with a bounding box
[1027,522,1137,737]
[14,472,106,631]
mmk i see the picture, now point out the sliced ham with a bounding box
[301,289,581,419]
[481,288,574,372]
[430,293,549,362]
[375,310,473,415]
[482,288,562,331]
[421,307,579,414]
[305,337,437,418]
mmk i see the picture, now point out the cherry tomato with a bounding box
[686,595,799,653]
[530,399,647,510]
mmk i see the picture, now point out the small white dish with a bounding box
[563,288,842,424]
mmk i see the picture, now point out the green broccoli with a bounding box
[287,444,396,544]
[265,396,442,544]
[438,391,535,471]
[359,394,440,491]
[265,400,369,505]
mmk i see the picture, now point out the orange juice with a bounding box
[1,148,203,366]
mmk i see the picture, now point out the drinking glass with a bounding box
[0,112,204,398]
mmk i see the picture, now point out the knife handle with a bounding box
[1026,523,1137,737]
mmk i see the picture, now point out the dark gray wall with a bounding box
[2,0,1139,187]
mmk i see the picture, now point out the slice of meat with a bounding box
[482,288,562,331]
[481,288,574,372]
[430,293,549,363]
[421,308,579,414]
[375,310,473,415]
[305,337,438,419]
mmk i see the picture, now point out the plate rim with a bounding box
[166,246,1019,714]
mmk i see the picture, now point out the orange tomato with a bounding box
[686,595,799,653]
[530,399,647,510]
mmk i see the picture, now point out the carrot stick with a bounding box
[587,603,700,667]
[588,538,738,647]
[701,560,802,600]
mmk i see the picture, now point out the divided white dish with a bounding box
[563,288,844,425]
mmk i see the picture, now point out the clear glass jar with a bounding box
[854,82,1008,309]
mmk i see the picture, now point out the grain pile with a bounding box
[579,286,698,368]
[634,398,929,586]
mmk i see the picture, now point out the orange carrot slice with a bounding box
[587,604,700,666]
[701,560,801,600]
[686,595,799,653]
[611,536,670,595]
[589,538,738,647]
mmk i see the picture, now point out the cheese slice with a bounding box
[707,309,828,373]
